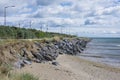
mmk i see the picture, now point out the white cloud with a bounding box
[95,6,120,16]
[0,0,120,37]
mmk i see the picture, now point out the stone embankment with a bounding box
[0,38,89,68]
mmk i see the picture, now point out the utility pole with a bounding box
[4,7,6,26]
[4,6,15,26]
[39,23,42,31]
[18,23,21,28]
[46,24,48,32]
[29,20,32,29]
[69,26,70,35]
[60,25,63,34]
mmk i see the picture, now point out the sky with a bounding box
[0,0,120,37]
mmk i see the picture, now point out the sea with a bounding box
[79,38,120,68]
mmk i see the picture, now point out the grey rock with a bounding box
[35,59,41,63]
[18,39,87,66]
[23,60,32,65]
[14,60,24,69]
[52,61,59,66]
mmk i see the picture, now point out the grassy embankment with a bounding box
[0,25,77,80]
[0,25,75,39]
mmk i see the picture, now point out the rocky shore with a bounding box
[15,54,120,80]
[1,38,120,80]
[0,38,89,68]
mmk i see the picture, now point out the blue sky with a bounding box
[0,0,120,37]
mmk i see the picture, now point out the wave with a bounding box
[117,45,120,47]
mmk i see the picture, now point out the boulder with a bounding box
[12,38,88,68]
[14,60,24,69]
[23,59,32,65]
[52,61,59,66]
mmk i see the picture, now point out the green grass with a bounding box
[0,63,12,76]
[0,25,75,39]
[10,73,39,80]
[0,63,38,80]
[0,73,39,80]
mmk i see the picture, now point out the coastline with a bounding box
[81,38,120,68]
[0,38,120,80]
[14,54,120,80]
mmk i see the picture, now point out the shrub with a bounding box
[0,25,75,39]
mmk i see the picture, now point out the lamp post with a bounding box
[4,6,15,26]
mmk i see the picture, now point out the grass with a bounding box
[0,73,39,80]
[10,73,39,80]
[0,25,75,39]
[0,39,19,45]
[0,63,12,76]
[0,35,68,45]
[0,63,38,80]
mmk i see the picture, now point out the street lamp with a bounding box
[4,6,15,26]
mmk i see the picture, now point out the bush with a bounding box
[0,25,75,39]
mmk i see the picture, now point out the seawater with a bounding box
[79,38,120,67]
